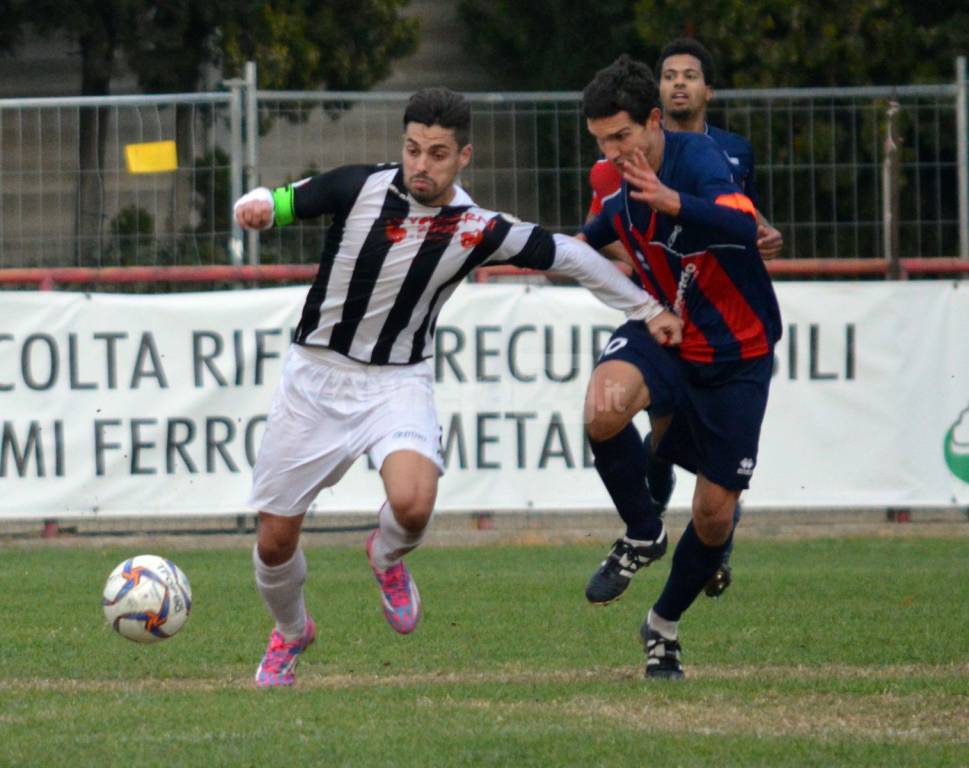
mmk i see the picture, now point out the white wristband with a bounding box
[232,187,275,230]
[626,300,666,323]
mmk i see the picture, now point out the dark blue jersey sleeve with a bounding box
[675,140,757,246]
[707,126,759,209]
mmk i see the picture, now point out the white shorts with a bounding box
[248,344,444,517]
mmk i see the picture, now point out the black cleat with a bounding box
[703,563,733,598]
[585,529,668,605]
[640,619,684,680]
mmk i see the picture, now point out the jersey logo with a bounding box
[602,337,629,357]
[385,220,407,243]
[673,262,698,317]
[667,225,682,249]
[737,457,755,476]
[461,230,484,248]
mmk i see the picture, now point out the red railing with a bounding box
[474,258,969,281]
[0,258,967,289]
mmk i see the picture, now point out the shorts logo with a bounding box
[393,430,428,443]
[737,457,755,476]
[602,337,629,357]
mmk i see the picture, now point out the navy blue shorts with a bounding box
[597,320,773,491]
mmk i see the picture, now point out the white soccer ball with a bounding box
[102,555,193,643]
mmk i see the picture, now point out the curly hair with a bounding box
[655,38,717,87]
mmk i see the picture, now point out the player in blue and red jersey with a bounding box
[587,39,782,259]
[579,55,782,679]
[584,39,783,600]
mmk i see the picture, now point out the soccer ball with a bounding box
[102,555,193,643]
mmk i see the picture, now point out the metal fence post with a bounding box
[882,99,902,278]
[244,61,260,266]
[956,55,968,263]
[223,77,245,266]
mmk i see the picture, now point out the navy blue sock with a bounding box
[590,423,662,541]
[644,432,674,507]
[653,522,732,621]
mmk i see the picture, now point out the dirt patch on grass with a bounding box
[4,664,966,743]
[3,661,966,689]
[3,510,968,550]
[560,689,969,744]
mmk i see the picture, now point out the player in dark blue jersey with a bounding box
[586,45,783,593]
[656,38,783,259]
[579,55,782,679]
[654,37,785,597]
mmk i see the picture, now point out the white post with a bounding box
[882,100,901,277]
[245,61,260,266]
[223,76,245,267]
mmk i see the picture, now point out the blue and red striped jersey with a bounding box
[583,130,781,363]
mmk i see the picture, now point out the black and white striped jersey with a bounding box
[260,163,658,365]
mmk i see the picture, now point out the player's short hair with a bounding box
[403,87,471,148]
[582,54,660,125]
[655,38,717,87]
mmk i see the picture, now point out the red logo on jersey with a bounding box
[461,230,484,248]
[385,220,406,243]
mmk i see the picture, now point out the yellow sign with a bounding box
[124,141,177,174]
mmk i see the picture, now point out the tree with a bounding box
[119,1,418,259]
[456,0,648,90]
[23,1,136,262]
[215,1,419,90]
[6,1,419,264]
[0,0,28,55]
[630,0,969,88]
[457,0,968,90]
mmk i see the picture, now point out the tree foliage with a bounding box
[458,0,968,89]
[456,0,649,89]
[217,1,418,90]
[7,0,419,94]
[4,0,418,263]
[632,0,969,87]
[0,0,28,55]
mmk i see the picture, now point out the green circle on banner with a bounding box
[943,426,969,483]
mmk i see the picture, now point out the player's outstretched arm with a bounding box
[549,233,681,343]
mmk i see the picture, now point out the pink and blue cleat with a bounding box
[366,530,422,634]
[254,616,316,688]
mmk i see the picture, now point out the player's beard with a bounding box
[406,175,440,205]
[666,106,696,122]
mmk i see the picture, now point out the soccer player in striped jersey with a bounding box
[579,56,782,679]
[585,39,783,601]
[234,87,681,687]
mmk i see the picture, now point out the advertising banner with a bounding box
[1,281,967,518]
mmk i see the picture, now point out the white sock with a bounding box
[648,608,678,640]
[253,544,308,642]
[370,500,426,571]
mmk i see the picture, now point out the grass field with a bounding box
[1,534,967,767]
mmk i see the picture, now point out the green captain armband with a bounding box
[271,186,296,227]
